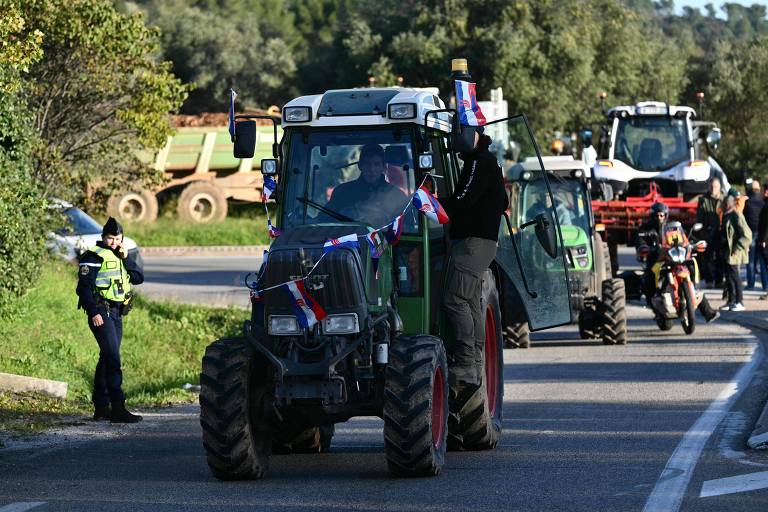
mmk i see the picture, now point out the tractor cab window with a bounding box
[282,128,418,231]
[520,176,590,236]
[614,116,690,171]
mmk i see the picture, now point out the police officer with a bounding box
[76,217,144,423]
[441,125,508,388]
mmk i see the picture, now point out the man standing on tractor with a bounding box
[441,125,508,388]
[697,178,725,288]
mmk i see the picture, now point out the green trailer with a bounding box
[107,124,281,223]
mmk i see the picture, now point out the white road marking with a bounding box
[700,471,768,497]
[642,339,762,512]
[0,503,46,512]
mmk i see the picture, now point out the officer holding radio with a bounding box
[76,217,144,423]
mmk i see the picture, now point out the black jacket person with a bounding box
[441,129,508,387]
[76,217,144,423]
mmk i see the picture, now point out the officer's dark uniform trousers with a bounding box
[90,303,125,407]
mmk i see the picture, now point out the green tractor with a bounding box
[199,83,571,479]
[503,156,627,348]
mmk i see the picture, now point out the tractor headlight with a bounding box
[668,247,686,263]
[268,315,301,335]
[388,103,416,119]
[322,313,360,334]
[283,106,311,123]
[577,258,590,268]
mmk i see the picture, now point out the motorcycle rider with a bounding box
[637,202,718,322]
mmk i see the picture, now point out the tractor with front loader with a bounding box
[199,64,572,479]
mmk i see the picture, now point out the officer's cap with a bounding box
[102,217,124,236]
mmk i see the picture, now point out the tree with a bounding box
[0,5,49,312]
[15,0,189,207]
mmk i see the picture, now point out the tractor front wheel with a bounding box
[383,334,448,477]
[200,338,271,480]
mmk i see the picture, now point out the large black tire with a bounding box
[503,321,530,349]
[679,281,697,335]
[200,338,271,480]
[107,189,158,223]
[578,309,600,339]
[384,334,448,477]
[448,280,504,451]
[178,182,228,223]
[600,278,628,345]
[273,425,335,454]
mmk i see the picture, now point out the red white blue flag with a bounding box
[268,218,282,239]
[282,280,327,329]
[263,176,277,201]
[384,214,405,245]
[455,81,486,126]
[365,230,385,258]
[323,233,360,254]
[412,185,449,225]
[228,89,238,142]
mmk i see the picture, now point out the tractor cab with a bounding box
[200,82,572,480]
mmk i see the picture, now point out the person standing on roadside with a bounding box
[76,217,144,423]
[696,178,725,288]
[757,184,768,300]
[721,191,752,312]
[744,179,766,290]
[441,125,508,388]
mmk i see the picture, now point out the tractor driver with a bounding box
[325,144,407,227]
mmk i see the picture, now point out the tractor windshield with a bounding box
[520,178,591,237]
[614,116,690,171]
[281,127,417,231]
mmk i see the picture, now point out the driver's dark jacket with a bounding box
[636,219,665,267]
[76,242,144,317]
[325,175,406,224]
[441,135,508,241]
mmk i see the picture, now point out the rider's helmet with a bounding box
[650,202,669,216]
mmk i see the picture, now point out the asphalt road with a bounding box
[1,304,767,511]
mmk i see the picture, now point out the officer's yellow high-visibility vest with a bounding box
[90,246,132,301]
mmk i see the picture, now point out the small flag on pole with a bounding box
[365,230,385,258]
[323,233,360,254]
[263,176,277,201]
[412,185,450,225]
[282,280,327,329]
[384,214,404,245]
[228,89,238,142]
[268,218,282,239]
[455,81,486,126]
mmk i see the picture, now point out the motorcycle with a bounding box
[637,222,706,334]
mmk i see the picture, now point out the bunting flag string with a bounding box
[248,175,449,311]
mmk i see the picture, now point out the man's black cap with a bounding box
[102,217,124,236]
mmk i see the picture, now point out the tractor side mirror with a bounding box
[261,159,279,176]
[534,211,558,259]
[234,121,257,158]
[706,128,722,151]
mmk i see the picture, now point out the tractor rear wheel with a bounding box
[383,334,448,477]
[504,321,530,349]
[200,338,271,480]
[600,279,628,345]
[448,281,504,451]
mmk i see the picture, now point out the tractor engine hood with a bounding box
[261,224,370,324]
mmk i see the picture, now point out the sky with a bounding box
[676,0,768,16]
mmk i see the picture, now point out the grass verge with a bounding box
[124,202,271,247]
[0,259,245,439]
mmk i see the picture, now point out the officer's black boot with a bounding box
[92,405,111,421]
[110,402,143,423]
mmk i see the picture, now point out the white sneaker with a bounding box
[720,303,733,311]
[730,302,746,312]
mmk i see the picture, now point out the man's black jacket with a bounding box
[76,241,144,317]
[441,135,508,242]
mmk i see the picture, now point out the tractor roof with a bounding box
[508,156,591,181]
[281,87,450,131]
[607,101,696,119]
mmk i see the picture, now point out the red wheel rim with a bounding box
[484,305,499,417]
[432,366,445,450]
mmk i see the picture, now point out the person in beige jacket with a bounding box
[722,190,752,311]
